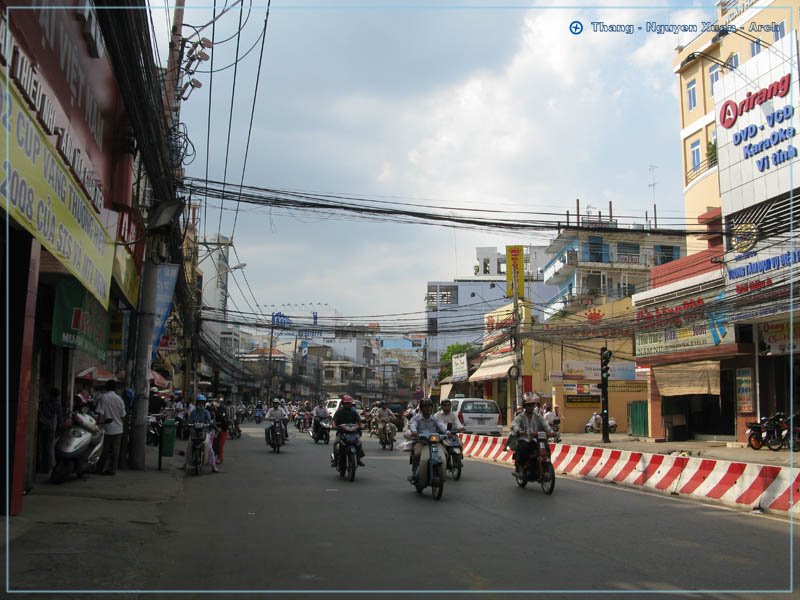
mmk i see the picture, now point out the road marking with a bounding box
[325,489,339,492]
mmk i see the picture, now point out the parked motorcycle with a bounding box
[332,423,361,481]
[746,413,782,450]
[409,432,446,500]
[377,421,395,450]
[51,412,105,483]
[311,417,331,444]
[254,406,264,424]
[767,412,799,452]
[512,430,556,494]
[442,432,463,480]
[265,419,284,453]
[189,422,210,475]
[585,412,617,434]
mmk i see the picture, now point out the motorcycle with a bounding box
[229,418,242,439]
[189,422,210,475]
[265,419,284,453]
[513,430,556,494]
[51,412,105,483]
[146,414,162,446]
[748,412,785,450]
[243,407,254,423]
[442,432,463,480]
[767,412,799,452]
[377,421,396,450]
[332,423,361,481]
[585,412,617,434]
[294,411,307,432]
[409,432,446,500]
[311,416,331,444]
[254,406,264,424]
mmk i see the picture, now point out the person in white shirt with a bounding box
[510,397,552,474]
[375,401,398,440]
[408,400,447,473]
[433,398,463,434]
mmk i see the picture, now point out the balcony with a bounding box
[543,249,577,284]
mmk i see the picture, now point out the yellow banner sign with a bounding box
[505,245,525,300]
[0,69,113,307]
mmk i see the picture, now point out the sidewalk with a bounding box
[3,444,186,548]
[555,432,799,467]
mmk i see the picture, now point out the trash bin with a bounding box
[160,418,176,457]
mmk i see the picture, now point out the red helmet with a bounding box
[341,395,354,405]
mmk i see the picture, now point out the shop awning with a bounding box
[439,383,454,400]
[469,355,516,383]
[653,361,720,396]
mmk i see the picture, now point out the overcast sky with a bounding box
[151,0,713,326]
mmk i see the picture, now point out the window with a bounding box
[774,21,786,42]
[728,53,739,69]
[687,79,697,111]
[709,64,720,96]
[691,140,701,171]
[751,38,761,57]
[654,245,680,266]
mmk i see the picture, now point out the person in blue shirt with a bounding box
[180,395,218,472]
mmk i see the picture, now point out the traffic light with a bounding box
[600,347,612,388]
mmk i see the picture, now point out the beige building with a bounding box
[674,0,795,253]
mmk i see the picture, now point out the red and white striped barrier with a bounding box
[458,434,800,515]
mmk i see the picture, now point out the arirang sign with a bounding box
[716,31,800,216]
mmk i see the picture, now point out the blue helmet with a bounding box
[196,394,207,403]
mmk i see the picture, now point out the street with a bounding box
[6,423,799,599]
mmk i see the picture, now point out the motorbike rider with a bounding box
[180,395,219,472]
[407,399,447,476]
[332,395,365,466]
[278,399,291,440]
[434,398,464,435]
[510,396,552,475]
[375,401,398,440]
[312,402,330,436]
[265,399,286,443]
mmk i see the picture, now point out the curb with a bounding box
[459,434,800,515]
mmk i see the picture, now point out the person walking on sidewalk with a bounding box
[95,380,126,475]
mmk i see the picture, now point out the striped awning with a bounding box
[469,355,516,383]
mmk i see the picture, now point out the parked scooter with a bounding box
[585,412,617,434]
[767,412,799,452]
[747,412,785,450]
[409,432,446,500]
[265,419,284,453]
[311,417,331,444]
[442,432,463,480]
[51,412,105,483]
[512,430,556,494]
[332,423,361,481]
[189,422,210,475]
[146,414,162,446]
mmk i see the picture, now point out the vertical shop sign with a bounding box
[506,245,525,300]
[150,264,180,360]
[51,278,109,360]
[736,368,754,413]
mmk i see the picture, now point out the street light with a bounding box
[201,262,246,294]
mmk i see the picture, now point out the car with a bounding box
[325,397,367,422]
[454,398,503,436]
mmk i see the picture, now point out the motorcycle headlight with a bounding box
[429,435,440,442]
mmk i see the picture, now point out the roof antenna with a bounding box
[648,165,659,206]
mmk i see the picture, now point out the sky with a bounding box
[150,0,715,326]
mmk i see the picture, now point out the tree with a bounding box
[437,342,475,381]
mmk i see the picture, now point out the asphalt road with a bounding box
[7,421,800,599]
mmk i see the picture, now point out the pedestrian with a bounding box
[95,379,126,475]
[213,401,229,463]
[37,387,63,473]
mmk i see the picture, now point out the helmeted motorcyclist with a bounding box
[434,398,464,434]
[375,400,398,441]
[332,395,365,466]
[510,396,552,474]
[180,395,219,472]
[407,399,447,474]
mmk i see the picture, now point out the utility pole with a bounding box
[511,258,523,427]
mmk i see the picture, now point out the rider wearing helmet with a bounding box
[407,399,447,473]
[332,395,365,466]
[181,395,219,472]
[510,396,552,474]
[434,398,464,434]
[266,398,284,421]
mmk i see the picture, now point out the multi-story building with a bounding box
[425,246,556,382]
[632,0,800,444]
[542,216,685,319]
